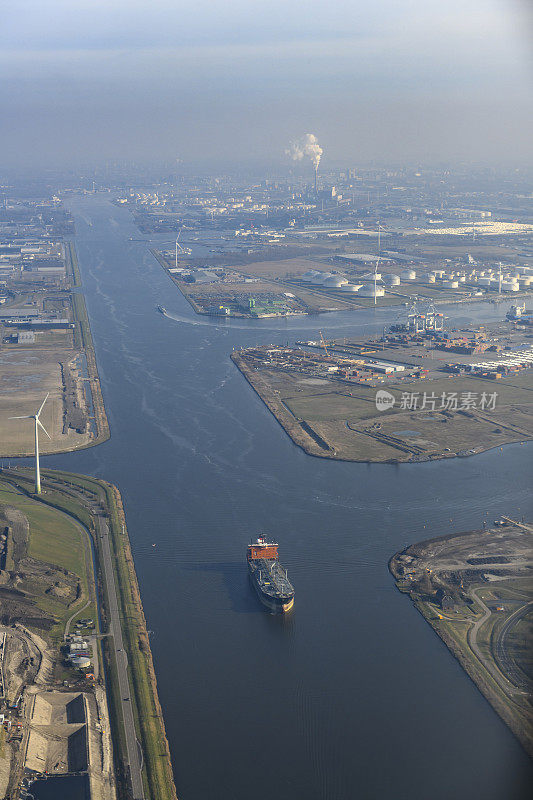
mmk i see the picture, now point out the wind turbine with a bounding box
[9,393,50,495]
[175,228,183,268]
[373,255,381,306]
[176,228,187,266]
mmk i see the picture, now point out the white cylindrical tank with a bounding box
[458,275,466,282]
[71,656,91,669]
[302,270,319,280]
[401,269,416,280]
[520,276,532,287]
[383,274,400,285]
[477,277,492,286]
[324,276,348,288]
[501,281,519,292]
[311,272,331,284]
[422,273,436,283]
[359,285,385,297]
[443,280,459,288]
[341,283,363,292]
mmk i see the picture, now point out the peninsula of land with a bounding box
[232,319,533,463]
[389,519,532,757]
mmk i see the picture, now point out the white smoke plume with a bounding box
[286,133,323,170]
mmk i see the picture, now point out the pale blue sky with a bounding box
[1,0,532,168]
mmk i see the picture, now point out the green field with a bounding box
[0,477,95,640]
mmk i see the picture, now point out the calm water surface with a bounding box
[29,774,89,799]
[41,197,532,799]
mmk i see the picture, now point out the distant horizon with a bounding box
[2,0,532,170]
[2,156,533,182]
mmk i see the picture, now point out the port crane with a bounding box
[319,330,330,357]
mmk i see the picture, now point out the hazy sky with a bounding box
[1,0,532,169]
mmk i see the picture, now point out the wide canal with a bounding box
[46,196,532,799]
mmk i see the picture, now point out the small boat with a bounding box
[157,306,167,315]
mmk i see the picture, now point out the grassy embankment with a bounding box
[1,468,177,800]
[66,241,82,288]
[0,475,96,642]
[99,477,178,800]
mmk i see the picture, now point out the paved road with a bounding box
[29,473,145,798]
[468,590,532,699]
[96,513,145,800]
[494,600,533,692]
[467,589,513,694]
[64,597,92,639]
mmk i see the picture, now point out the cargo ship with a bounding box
[247,537,294,612]
[507,304,533,324]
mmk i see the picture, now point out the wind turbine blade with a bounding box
[37,392,49,418]
[8,415,32,420]
[37,419,51,439]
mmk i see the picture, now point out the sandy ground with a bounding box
[13,625,53,685]
[0,739,11,799]
[0,347,92,456]
[23,689,115,799]
[25,692,87,773]
[226,256,328,279]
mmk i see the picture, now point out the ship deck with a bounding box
[249,558,294,598]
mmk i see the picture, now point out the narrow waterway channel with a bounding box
[41,196,532,800]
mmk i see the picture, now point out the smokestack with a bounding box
[286,133,323,196]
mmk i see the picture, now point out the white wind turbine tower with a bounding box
[175,227,185,267]
[373,256,381,306]
[10,393,50,495]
